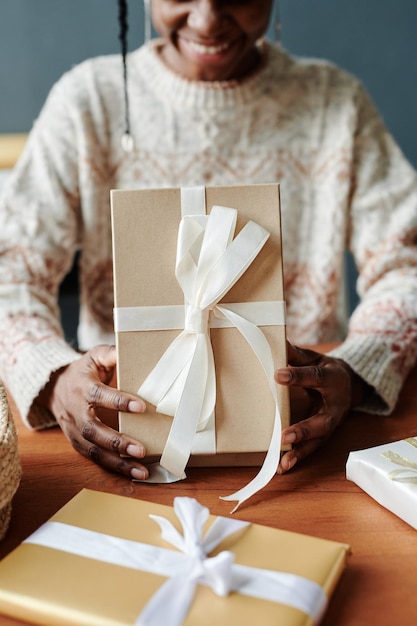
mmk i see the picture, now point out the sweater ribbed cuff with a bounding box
[7,339,82,430]
[328,335,403,415]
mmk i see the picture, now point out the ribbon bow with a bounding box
[138,203,283,511]
[139,497,250,625]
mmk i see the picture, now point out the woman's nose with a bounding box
[187,0,229,36]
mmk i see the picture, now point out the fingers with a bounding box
[47,345,151,480]
[276,343,326,388]
[275,342,334,389]
[69,419,149,480]
[278,408,343,474]
[85,380,146,413]
[85,345,118,385]
[276,346,351,401]
[276,361,333,390]
[89,344,118,369]
[278,439,322,473]
[278,344,361,474]
[285,342,322,367]
[282,411,339,446]
[75,344,146,412]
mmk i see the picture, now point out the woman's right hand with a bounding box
[38,344,149,480]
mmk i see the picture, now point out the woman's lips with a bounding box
[185,39,231,56]
[179,36,238,63]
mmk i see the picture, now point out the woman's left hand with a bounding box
[275,342,369,473]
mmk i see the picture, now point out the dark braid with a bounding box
[118,0,132,148]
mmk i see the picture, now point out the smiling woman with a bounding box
[150,0,273,81]
[0,0,416,485]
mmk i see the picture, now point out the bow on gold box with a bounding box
[111,184,290,509]
[346,437,417,530]
[0,490,350,625]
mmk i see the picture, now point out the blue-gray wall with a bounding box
[1,0,416,170]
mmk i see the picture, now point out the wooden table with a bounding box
[1,351,417,625]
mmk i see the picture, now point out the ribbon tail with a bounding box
[136,574,197,626]
[232,563,328,623]
[140,462,184,484]
[388,469,417,483]
[220,405,282,513]
[195,336,216,433]
[160,334,212,477]
[138,332,195,413]
[202,516,251,554]
[216,306,282,512]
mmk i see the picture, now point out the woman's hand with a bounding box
[38,345,149,480]
[276,342,370,473]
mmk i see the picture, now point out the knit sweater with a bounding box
[0,40,416,430]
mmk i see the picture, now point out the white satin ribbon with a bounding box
[115,187,286,511]
[24,497,327,626]
[115,300,284,332]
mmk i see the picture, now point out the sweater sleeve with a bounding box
[329,84,417,414]
[0,75,84,430]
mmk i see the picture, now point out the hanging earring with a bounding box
[143,0,152,43]
[274,0,282,47]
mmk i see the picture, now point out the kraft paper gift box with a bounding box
[346,437,417,529]
[111,184,290,507]
[0,489,350,626]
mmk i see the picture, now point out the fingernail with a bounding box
[126,443,145,458]
[131,467,148,480]
[282,431,297,445]
[277,369,292,383]
[128,399,145,413]
[287,456,297,470]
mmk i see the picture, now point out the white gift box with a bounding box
[346,437,417,529]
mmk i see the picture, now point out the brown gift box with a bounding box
[0,489,350,626]
[111,184,289,467]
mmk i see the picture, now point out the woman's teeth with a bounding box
[188,41,230,55]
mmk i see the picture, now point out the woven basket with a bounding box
[0,381,21,541]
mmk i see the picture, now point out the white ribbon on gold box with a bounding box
[0,490,350,626]
[346,437,417,529]
[111,184,290,510]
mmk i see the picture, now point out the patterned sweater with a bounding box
[1,40,416,430]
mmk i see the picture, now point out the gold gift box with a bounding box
[0,489,350,625]
[111,184,290,467]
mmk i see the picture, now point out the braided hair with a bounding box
[118,0,133,151]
